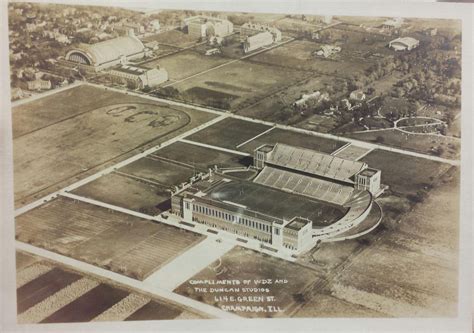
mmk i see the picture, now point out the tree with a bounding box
[375,135,385,144]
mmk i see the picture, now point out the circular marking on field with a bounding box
[98,103,189,129]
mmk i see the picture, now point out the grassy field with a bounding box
[72,172,171,214]
[141,29,199,48]
[237,127,346,154]
[172,60,307,110]
[293,167,459,318]
[142,50,230,81]
[235,74,337,124]
[360,149,451,196]
[324,168,459,317]
[247,39,372,76]
[13,84,216,207]
[187,118,271,149]
[16,197,204,280]
[348,129,460,159]
[153,141,253,170]
[118,156,195,187]
[175,246,322,318]
[333,144,371,161]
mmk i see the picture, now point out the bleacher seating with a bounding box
[253,166,354,206]
[266,143,367,183]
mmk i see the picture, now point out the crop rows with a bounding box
[18,278,99,324]
[92,294,150,322]
[16,263,52,288]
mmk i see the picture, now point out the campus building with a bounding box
[171,143,382,258]
[27,79,52,91]
[389,37,419,51]
[240,22,282,43]
[183,16,233,39]
[62,31,148,72]
[243,31,274,53]
[108,64,168,89]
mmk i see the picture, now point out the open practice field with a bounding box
[360,149,451,196]
[247,39,372,76]
[171,60,308,110]
[118,156,195,188]
[141,29,200,48]
[235,74,339,124]
[237,127,346,155]
[142,50,230,81]
[298,167,459,318]
[16,254,202,324]
[153,141,253,170]
[72,172,171,214]
[15,197,204,280]
[12,84,216,207]
[187,118,271,150]
[175,246,322,318]
[348,129,460,159]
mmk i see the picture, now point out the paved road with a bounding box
[179,139,251,156]
[16,241,238,319]
[144,238,234,291]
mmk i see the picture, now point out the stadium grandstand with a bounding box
[170,143,382,260]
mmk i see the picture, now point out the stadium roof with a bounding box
[265,143,367,183]
[73,36,145,66]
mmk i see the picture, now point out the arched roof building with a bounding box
[64,35,147,72]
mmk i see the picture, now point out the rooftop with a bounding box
[359,168,379,177]
[285,217,312,231]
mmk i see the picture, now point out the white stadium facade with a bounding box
[171,143,383,260]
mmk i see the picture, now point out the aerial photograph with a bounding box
[6,1,462,325]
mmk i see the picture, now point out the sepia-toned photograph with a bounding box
[0,0,472,331]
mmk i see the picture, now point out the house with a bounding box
[293,91,329,107]
[349,90,366,102]
[11,87,25,100]
[382,17,403,30]
[314,45,341,58]
[205,48,221,56]
[150,19,160,32]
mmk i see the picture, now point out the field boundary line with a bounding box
[227,114,460,166]
[11,81,84,107]
[14,114,228,217]
[16,241,239,319]
[236,126,276,149]
[355,148,375,161]
[331,142,352,156]
[179,139,251,157]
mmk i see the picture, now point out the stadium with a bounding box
[171,143,383,258]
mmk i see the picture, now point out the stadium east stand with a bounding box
[266,143,367,184]
[254,166,354,206]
